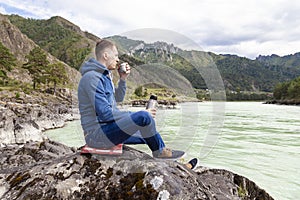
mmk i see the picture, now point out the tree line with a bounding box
[8,15,91,70]
[0,42,68,95]
[0,42,16,83]
[273,76,300,100]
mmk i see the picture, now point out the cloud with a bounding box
[0,0,300,59]
[0,6,7,14]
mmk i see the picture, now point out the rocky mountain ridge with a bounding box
[0,14,35,63]
[108,35,300,92]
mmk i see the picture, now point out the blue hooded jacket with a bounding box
[78,58,129,132]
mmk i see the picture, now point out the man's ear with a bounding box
[103,52,109,60]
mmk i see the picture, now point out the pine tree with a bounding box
[47,62,68,95]
[0,42,16,84]
[23,47,49,89]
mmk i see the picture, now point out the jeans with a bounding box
[85,111,165,153]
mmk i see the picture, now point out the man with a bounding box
[78,39,185,159]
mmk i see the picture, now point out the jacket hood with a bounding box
[80,58,109,76]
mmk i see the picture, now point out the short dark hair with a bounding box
[95,39,115,59]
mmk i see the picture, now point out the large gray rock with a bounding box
[0,97,79,144]
[0,140,274,200]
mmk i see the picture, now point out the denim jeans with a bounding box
[85,111,165,153]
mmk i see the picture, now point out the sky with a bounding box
[0,0,300,59]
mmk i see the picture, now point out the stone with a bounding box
[0,98,79,145]
[0,139,274,200]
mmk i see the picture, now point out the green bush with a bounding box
[15,92,20,99]
[134,86,143,97]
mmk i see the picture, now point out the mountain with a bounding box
[0,14,80,89]
[256,53,300,78]
[3,14,300,97]
[212,54,285,92]
[257,53,300,69]
[0,13,81,144]
[7,15,99,70]
[1,14,192,101]
[108,36,300,92]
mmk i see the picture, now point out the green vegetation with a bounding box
[132,86,177,101]
[108,36,300,101]
[22,47,69,93]
[15,92,20,99]
[119,54,145,66]
[8,15,93,70]
[273,76,300,101]
[23,47,49,89]
[212,54,283,92]
[3,15,300,102]
[47,62,69,95]
[0,41,16,85]
[237,184,247,198]
[257,53,300,75]
[1,44,69,95]
[194,89,271,101]
[125,45,206,90]
[226,91,272,101]
[0,15,78,105]
[0,45,69,96]
[134,86,146,97]
[166,53,206,89]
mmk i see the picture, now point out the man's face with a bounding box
[106,46,119,70]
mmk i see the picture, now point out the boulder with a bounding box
[0,140,274,199]
[0,98,79,144]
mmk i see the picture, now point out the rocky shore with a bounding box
[129,96,201,109]
[0,91,79,144]
[264,99,300,106]
[131,99,179,109]
[0,139,274,200]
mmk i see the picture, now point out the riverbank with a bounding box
[125,95,201,109]
[0,90,79,144]
[264,99,300,106]
[130,99,179,109]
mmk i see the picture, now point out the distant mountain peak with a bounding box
[50,16,81,32]
[49,16,100,41]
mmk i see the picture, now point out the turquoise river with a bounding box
[46,102,300,200]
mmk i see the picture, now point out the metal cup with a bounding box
[119,63,129,73]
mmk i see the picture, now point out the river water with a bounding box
[46,102,300,200]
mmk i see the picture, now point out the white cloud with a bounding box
[0,6,7,14]
[0,0,300,59]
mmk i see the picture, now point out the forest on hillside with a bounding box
[0,41,68,95]
[3,15,300,102]
[273,76,300,101]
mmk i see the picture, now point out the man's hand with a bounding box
[146,108,156,118]
[118,62,131,80]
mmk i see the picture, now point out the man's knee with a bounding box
[133,111,152,126]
